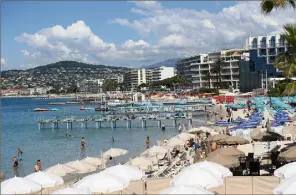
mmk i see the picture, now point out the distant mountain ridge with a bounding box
[142,58,180,69]
[0,61,130,89]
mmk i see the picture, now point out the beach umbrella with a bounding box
[102,148,128,158]
[45,163,77,177]
[252,130,284,141]
[208,147,245,158]
[25,171,64,188]
[141,145,167,158]
[1,176,42,194]
[51,187,91,194]
[177,133,195,142]
[218,136,250,145]
[278,146,296,162]
[125,157,153,172]
[273,175,296,194]
[170,167,223,189]
[274,162,296,180]
[187,126,213,134]
[73,172,129,193]
[65,160,96,174]
[101,164,144,182]
[159,185,213,195]
[81,156,106,168]
[201,154,240,168]
[211,134,231,142]
[184,161,233,178]
[167,137,184,148]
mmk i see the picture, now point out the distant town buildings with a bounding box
[78,79,105,94]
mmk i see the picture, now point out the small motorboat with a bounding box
[80,106,94,111]
[33,108,49,112]
[50,108,60,111]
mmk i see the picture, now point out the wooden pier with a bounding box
[37,117,193,130]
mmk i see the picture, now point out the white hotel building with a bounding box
[178,49,249,89]
[124,66,176,91]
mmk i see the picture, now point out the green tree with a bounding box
[274,24,296,95]
[261,0,295,15]
[102,79,118,92]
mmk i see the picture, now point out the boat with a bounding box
[33,108,49,112]
[95,107,109,111]
[50,108,60,111]
[80,106,94,111]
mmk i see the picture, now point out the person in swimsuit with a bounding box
[146,136,150,149]
[34,160,42,172]
[81,137,86,147]
[18,148,23,161]
[13,156,19,169]
[112,136,115,142]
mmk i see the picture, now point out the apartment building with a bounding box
[244,34,291,89]
[124,66,176,90]
[177,49,248,89]
[123,69,151,91]
[151,66,176,81]
[78,79,104,93]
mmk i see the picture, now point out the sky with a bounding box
[1,1,296,70]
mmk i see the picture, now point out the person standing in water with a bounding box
[34,160,42,172]
[18,148,23,161]
[13,156,19,176]
[81,137,86,147]
[112,136,115,142]
[146,136,150,148]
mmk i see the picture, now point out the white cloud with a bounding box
[1,58,6,66]
[14,1,296,69]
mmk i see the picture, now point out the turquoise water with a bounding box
[1,98,204,178]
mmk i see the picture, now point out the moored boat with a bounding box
[33,108,49,112]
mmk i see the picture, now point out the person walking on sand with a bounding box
[18,148,23,161]
[146,136,150,149]
[81,137,86,147]
[34,160,42,172]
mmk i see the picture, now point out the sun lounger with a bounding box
[225,176,252,194]
[252,176,280,194]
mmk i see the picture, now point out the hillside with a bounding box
[142,58,180,69]
[0,61,130,89]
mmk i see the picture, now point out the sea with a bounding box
[1,97,205,179]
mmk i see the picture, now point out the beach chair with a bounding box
[150,165,169,178]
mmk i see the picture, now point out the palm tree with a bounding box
[274,23,296,95]
[204,71,211,89]
[211,60,223,93]
[261,0,296,15]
